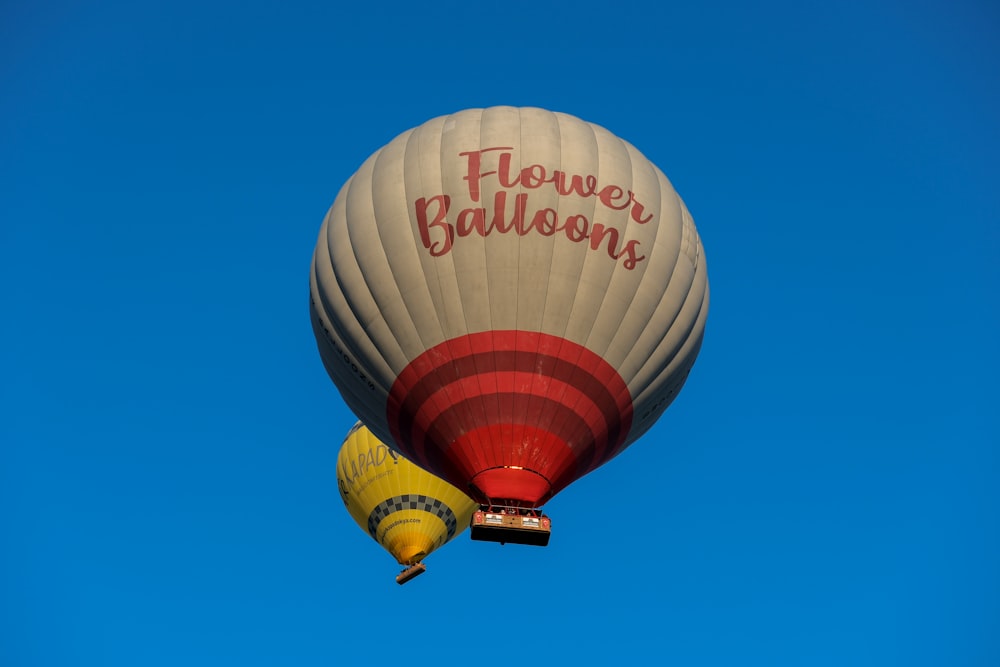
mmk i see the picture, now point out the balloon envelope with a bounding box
[337,422,476,566]
[313,106,708,507]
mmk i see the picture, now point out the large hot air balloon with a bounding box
[312,107,708,545]
[337,421,476,584]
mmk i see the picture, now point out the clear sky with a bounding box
[2,1,998,666]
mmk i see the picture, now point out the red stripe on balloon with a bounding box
[421,393,596,479]
[387,331,632,505]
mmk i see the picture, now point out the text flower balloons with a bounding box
[313,106,708,509]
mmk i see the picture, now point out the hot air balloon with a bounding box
[312,106,708,546]
[337,421,476,584]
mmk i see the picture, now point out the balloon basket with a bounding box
[469,506,551,547]
[395,562,427,585]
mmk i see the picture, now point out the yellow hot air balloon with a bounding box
[337,421,477,584]
[313,107,708,544]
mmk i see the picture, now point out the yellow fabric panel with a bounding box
[336,422,476,565]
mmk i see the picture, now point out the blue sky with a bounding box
[2,1,997,665]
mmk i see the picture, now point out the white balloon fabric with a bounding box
[310,106,708,507]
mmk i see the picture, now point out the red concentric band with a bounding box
[387,331,633,506]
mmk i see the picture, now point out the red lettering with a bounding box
[415,195,453,256]
[529,208,560,236]
[460,147,510,202]
[589,223,622,261]
[597,185,631,211]
[521,164,547,189]
[564,214,589,242]
[491,191,529,234]
[460,147,653,226]
[497,151,520,189]
[415,147,656,269]
[456,206,487,237]
[620,240,646,269]
[629,199,654,224]
[554,171,597,198]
